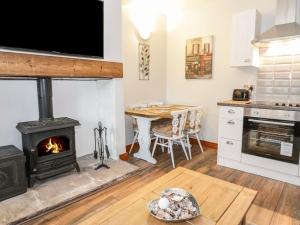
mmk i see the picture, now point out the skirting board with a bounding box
[189,138,218,149]
[120,139,217,161]
[218,156,300,186]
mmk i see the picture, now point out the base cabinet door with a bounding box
[219,118,243,141]
[218,138,242,161]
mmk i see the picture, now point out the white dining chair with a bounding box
[151,109,189,168]
[148,101,170,153]
[128,103,148,154]
[185,107,204,159]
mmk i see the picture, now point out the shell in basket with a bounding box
[147,188,200,222]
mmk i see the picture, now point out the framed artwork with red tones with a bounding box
[185,36,213,79]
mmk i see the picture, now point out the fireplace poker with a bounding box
[93,127,98,159]
[104,126,110,159]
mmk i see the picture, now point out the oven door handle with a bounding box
[248,119,295,127]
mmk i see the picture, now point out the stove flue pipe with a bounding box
[37,78,54,120]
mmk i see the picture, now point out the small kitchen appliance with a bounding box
[232,89,250,101]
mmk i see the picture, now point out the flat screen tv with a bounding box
[0,0,104,58]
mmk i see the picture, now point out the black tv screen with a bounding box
[0,0,104,58]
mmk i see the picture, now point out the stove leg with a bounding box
[75,162,80,173]
[28,175,36,188]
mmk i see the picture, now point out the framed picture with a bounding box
[139,43,150,80]
[185,36,213,79]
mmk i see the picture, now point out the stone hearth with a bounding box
[0,155,139,225]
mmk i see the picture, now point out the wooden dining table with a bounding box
[125,104,192,164]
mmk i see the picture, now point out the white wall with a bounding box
[96,79,125,159]
[0,0,125,159]
[122,0,167,144]
[166,0,277,143]
[104,0,122,62]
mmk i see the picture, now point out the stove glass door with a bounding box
[242,117,300,164]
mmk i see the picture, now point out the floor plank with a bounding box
[23,145,300,225]
[270,183,300,225]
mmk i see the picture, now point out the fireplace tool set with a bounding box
[93,122,110,170]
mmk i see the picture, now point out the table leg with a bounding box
[133,117,157,164]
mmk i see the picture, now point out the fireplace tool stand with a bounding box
[93,122,110,170]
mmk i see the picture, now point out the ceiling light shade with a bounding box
[128,0,157,40]
[138,27,152,40]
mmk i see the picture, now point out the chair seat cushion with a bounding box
[184,124,201,133]
[152,123,173,137]
[133,119,171,133]
[151,118,172,127]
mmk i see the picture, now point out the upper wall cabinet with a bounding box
[230,9,261,67]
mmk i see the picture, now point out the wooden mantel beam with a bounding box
[0,51,123,79]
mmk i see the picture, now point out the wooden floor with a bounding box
[24,145,300,225]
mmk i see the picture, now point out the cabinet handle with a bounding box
[244,58,251,63]
[226,141,234,145]
[227,120,235,125]
[228,109,235,114]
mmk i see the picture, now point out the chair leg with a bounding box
[186,134,192,159]
[180,138,189,160]
[168,140,175,168]
[129,131,138,154]
[159,138,165,152]
[195,132,204,153]
[152,137,159,157]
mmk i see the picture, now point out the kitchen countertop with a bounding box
[217,100,300,111]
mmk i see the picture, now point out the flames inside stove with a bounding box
[38,136,70,156]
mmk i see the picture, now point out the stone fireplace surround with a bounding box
[0,78,125,160]
[0,39,128,224]
[0,51,126,169]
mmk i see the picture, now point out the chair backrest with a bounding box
[187,107,203,132]
[171,109,188,138]
[148,101,164,108]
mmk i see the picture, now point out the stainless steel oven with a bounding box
[242,108,300,164]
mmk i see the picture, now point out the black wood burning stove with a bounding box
[17,78,80,187]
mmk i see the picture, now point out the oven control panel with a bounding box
[245,108,300,122]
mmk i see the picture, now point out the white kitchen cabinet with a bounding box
[241,154,299,176]
[219,118,243,141]
[218,138,242,161]
[217,104,300,186]
[219,106,244,120]
[218,106,244,161]
[230,9,261,67]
